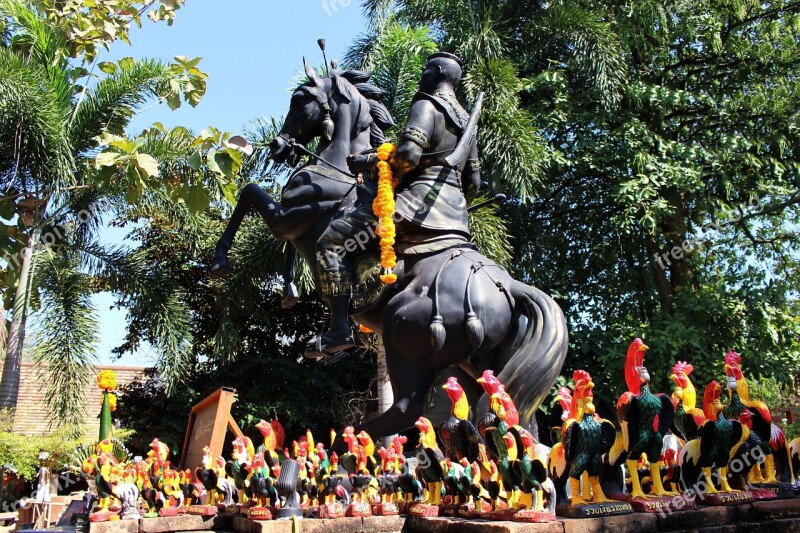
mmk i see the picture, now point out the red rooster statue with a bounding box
[679,381,749,495]
[551,370,616,505]
[616,338,676,499]
[669,361,706,443]
[722,350,792,484]
[440,377,483,462]
[414,417,447,505]
[255,419,283,473]
[477,370,519,439]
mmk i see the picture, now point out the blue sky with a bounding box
[91,0,366,365]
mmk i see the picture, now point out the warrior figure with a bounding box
[310,52,480,355]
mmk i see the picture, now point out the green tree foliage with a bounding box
[363,0,800,399]
[0,0,242,432]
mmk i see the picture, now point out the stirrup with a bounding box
[304,332,355,359]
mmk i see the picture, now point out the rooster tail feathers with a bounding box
[679,439,701,466]
[770,423,786,450]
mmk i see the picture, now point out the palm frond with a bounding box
[212,220,285,361]
[347,21,437,130]
[525,4,628,109]
[31,251,98,433]
[114,246,194,395]
[70,58,176,155]
[0,0,72,108]
[241,116,291,185]
[465,59,547,200]
[449,4,508,64]
[469,195,513,268]
[0,47,73,190]
[149,289,193,396]
[360,0,397,30]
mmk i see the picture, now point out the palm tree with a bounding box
[0,0,223,431]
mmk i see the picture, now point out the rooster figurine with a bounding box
[414,417,447,505]
[195,447,219,505]
[790,438,799,487]
[255,419,284,473]
[669,361,706,443]
[617,338,676,499]
[440,377,483,462]
[722,351,792,485]
[679,381,749,495]
[552,370,617,505]
[485,391,549,510]
[476,443,503,511]
[227,436,254,503]
[477,370,519,441]
[148,439,171,469]
[548,385,576,506]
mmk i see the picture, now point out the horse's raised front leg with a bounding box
[211,183,324,278]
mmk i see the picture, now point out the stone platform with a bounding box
[87,498,800,533]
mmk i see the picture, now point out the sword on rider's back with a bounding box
[446,92,505,212]
[446,91,484,168]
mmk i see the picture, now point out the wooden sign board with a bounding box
[180,387,243,470]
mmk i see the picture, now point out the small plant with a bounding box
[785,420,800,441]
[0,410,86,480]
[747,374,791,413]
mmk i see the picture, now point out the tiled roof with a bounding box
[9,362,150,436]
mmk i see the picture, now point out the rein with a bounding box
[281,136,359,184]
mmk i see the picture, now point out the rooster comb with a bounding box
[724,351,741,365]
[572,369,592,387]
[671,361,694,375]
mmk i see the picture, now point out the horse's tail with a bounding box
[480,280,568,429]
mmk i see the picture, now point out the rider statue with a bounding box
[309,51,481,357]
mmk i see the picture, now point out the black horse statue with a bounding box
[211,59,568,439]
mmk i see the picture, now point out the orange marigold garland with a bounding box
[373,143,398,284]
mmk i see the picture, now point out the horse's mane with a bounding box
[331,69,395,147]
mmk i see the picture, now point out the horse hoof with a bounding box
[281,282,300,308]
[210,256,230,279]
[305,333,355,358]
[305,349,327,360]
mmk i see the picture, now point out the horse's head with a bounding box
[269,58,394,165]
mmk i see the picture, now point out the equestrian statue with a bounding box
[210,51,568,439]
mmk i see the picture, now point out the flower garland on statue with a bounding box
[373,142,399,284]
